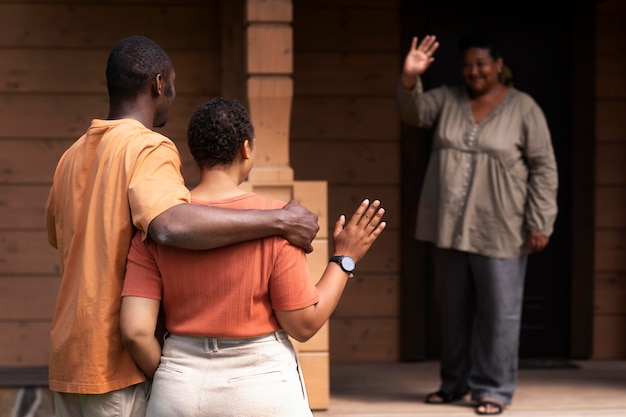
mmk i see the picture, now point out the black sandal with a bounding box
[424,390,467,404]
[475,400,503,415]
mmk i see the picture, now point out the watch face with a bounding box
[341,256,356,272]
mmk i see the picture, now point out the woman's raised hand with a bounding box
[401,35,439,88]
[331,199,386,263]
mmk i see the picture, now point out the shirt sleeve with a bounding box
[122,232,163,301]
[522,103,559,237]
[396,77,446,129]
[128,139,191,239]
[269,242,320,311]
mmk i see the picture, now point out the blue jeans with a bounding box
[433,247,528,405]
[146,330,313,417]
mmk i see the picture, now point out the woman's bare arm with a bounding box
[275,199,386,342]
[120,296,161,378]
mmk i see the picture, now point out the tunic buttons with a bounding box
[464,124,479,148]
[458,124,479,224]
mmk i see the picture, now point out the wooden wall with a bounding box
[593,0,626,359]
[0,0,624,383]
[291,0,403,362]
[0,0,221,367]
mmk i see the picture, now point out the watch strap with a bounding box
[329,255,355,278]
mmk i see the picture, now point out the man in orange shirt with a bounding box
[45,36,318,417]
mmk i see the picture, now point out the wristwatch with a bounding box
[329,255,356,278]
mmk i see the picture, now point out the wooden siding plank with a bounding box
[0,231,58,275]
[0,186,49,229]
[291,97,399,140]
[595,8,626,56]
[0,4,219,49]
[293,8,400,53]
[595,186,626,228]
[0,140,72,184]
[594,272,626,315]
[348,230,398,274]
[596,100,626,142]
[596,57,626,99]
[3,0,214,4]
[332,274,399,318]
[0,322,50,367]
[291,141,400,185]
[0,94,107,139]
[0,50,220,95]
[293,0,400,7]
[593,316,626,359]
[0,276,59,320]
[0,94,206,140]
[328,185,401,228]
[595,143,626,185]
[329,318,399,363]
[0,139,196,188]
[0,146,194,223]
[595,229,626,272]
[294,53,400,96]
[297,352,329,410]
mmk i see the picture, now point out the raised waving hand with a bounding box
[401,35,439,88]
[275,199,386,343]
[331,199,386,263]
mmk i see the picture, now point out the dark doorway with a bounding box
[400,0,594,360]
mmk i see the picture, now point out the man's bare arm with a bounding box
[148,199,319,252]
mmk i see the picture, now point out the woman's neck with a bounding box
[468,83,510,123]
[190,168,246,202]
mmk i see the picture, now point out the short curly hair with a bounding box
[187,97,255,169]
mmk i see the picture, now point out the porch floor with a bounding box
[313,360,626,416]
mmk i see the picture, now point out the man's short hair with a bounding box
[106,35,172,103]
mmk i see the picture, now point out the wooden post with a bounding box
[236,0,330,410]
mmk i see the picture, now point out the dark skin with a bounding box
[109,67,319,252]
[120,127,387,378]
[401,35,549,255]
[401,35,551,414]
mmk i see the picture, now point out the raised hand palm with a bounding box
[402,35,439,77]
[404,49,431,75]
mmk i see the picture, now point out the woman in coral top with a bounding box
[120,97,386,417]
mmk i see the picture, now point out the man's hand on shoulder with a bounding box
[280,200,319,253]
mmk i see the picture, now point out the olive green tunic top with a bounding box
[397,78,558,258]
